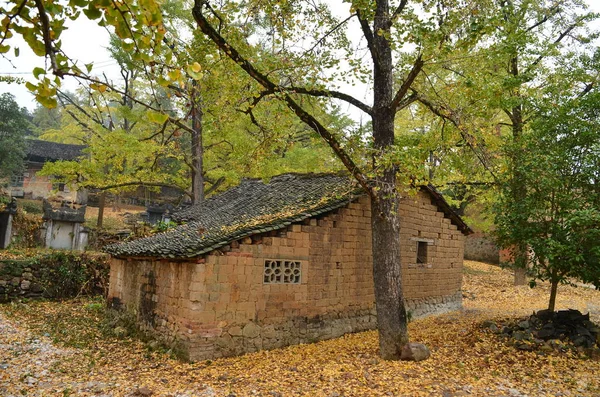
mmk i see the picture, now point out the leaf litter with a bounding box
[0,260,598,396]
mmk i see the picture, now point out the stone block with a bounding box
[242,322,261,338]
[228,326,243,336]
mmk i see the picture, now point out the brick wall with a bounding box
[108,192,465,361]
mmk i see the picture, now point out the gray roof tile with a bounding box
[104,173,360,258]
[104,173,471,259]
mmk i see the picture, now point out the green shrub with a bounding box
[18,199,43,214]
[37,251,109,299]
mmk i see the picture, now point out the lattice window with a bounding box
[264,260,301,284]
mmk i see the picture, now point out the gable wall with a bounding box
[108,191,464,361]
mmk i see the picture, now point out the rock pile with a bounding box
[482,309,600,354]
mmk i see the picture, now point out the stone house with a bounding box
[105,173,472,361]
[7,140,86,203]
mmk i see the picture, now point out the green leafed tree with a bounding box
[494,90,600,311]
[0,92,28,180]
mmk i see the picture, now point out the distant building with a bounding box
[7,140,86,203]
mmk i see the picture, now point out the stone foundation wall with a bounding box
[464,232,499,264]
[109,192,466,361]
[405,291,463,319]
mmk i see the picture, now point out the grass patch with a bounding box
[16,199,43,215]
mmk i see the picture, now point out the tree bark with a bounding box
[514,265,527,286]
[190,85,204,204]
[369,0,409,359]
[548,278,558,312]
[371,171,408,359]
[97,191,106,228]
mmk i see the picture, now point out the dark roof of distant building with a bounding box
[104,173,472,259]
[26,140,85,162]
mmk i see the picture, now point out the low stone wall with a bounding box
[464,233,499,264]
[0,260,43,299]
[0,252,109,302]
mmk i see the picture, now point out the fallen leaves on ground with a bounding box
[0,260,599,396]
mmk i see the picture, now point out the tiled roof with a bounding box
[26,140,85,162]
[104,173,361,258]
[104,173,472,259]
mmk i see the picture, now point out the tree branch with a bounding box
[34,0,61,75]
[390,0,409,21]
[416,92,498,181]
[524,5,559,33]
[355,10,377,66]
[192,0,374,199]
[204,176,225,195]
[304,13,355,55]
[524,19,582,75]
[286,86,372,115]
[95,181,189,196]
[391,55,423,112]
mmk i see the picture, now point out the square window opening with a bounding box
[416,241,428,264]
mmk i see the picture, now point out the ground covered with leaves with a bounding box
[1,260,599,397]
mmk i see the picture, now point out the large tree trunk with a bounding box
[370,0,409,359]
[190,87,204,204]
[371,171,408,359]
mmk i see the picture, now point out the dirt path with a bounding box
[0,311,79,396]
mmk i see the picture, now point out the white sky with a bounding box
[1,1,599,112]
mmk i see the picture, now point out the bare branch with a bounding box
[304,13,355,55]
[355,10,376,65]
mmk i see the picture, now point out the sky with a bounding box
[1,1,600,113]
